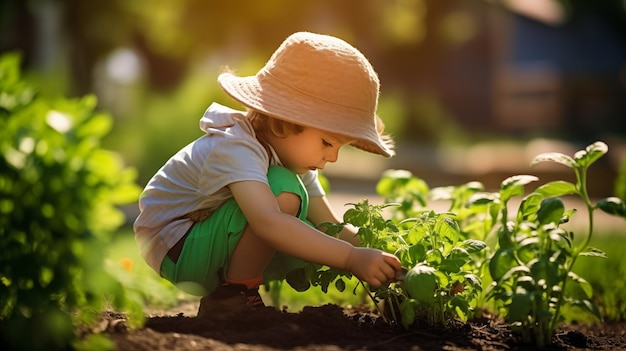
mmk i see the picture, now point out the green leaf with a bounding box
[566,272,594,299]
[517,238,540,264]
[530,152,575,168]
[573,141,608,168]
[399,299,417,329]
[534,181,577,198]
[463,273,482,291]
[435,216,460,241]
[439,257,464,273]
[357,227,374,246]
[578,247,608,258]
[597,197,626,218]
[517,193,543,222]
[408,243,426,263]
[317,221,343,236]
[500,175,538,203]
[489,249,517,281]
[434,269,450,287]
[334,278,346,292]
[376,169,429,202]
[407,225,427,245]
[467,192,499,206]
[507,294,532,322]
[515,275,536,293]
[529,257,559,287]
[497,224,515,250]
[450,295,470,322]
[460,239,487,253]
[426,248,443,266]
[343,208,368,226]
[536,198,565,225]
[285,268,311,292]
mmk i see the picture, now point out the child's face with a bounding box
[269,126,353,175]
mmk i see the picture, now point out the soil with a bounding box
[89,302,626,351]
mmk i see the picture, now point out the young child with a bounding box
[134,31,402,317]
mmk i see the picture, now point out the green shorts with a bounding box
[160,166,313,296]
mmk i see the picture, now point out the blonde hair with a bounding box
[248,110,303,138]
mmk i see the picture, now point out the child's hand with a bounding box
[345,247,402,288]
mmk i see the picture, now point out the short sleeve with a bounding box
[197,133,269,196]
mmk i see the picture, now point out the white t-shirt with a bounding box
[134,103,325,273]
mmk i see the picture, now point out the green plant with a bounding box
[370,142,625,344]
[280,141,625,349]
[0,53,141,351]
[284,197,486,329]
[347,200,486,327]
[487,141,626,347]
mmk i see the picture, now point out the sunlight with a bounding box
[105,48,143,85]
[504,0,565,26]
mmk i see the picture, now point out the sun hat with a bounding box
[217,31,394,158]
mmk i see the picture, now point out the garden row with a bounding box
[286,141,626,348]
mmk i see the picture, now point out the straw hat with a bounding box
[217,31,394,158]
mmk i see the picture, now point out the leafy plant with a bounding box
[290,197,487,329]
[486,141,626,347]
[370,173,488,327]
[0,53,141,351]
[281,141,625,349]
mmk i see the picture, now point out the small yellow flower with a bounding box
[118,257,133,272]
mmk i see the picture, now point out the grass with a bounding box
[571,231,626,322]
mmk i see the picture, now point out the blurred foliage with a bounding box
[0,53,142,351]
[2,0,624,184]
[616,155,626,201]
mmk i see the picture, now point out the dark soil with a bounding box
[92,302,626,351]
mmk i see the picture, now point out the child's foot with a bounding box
[197,283,265,317]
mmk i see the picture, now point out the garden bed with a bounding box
[97,302,626,351]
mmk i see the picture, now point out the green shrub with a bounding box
[0,53,141,351]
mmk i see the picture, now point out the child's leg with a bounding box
[225,190,302,282]
[160,165,308,296]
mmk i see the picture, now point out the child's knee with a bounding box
[276,191,301,216]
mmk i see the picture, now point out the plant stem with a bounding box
[550,165,595,331]
[576,166,595,254]
[360,279,389,324]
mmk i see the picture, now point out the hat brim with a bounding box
[218,72,394,158]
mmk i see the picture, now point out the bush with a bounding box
[0,53,141,351]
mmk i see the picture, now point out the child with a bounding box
[134,31,402,317]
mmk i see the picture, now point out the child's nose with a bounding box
[324,149,339,163]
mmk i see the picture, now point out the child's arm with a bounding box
[307,195,361,246]
[229,180,400,287]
